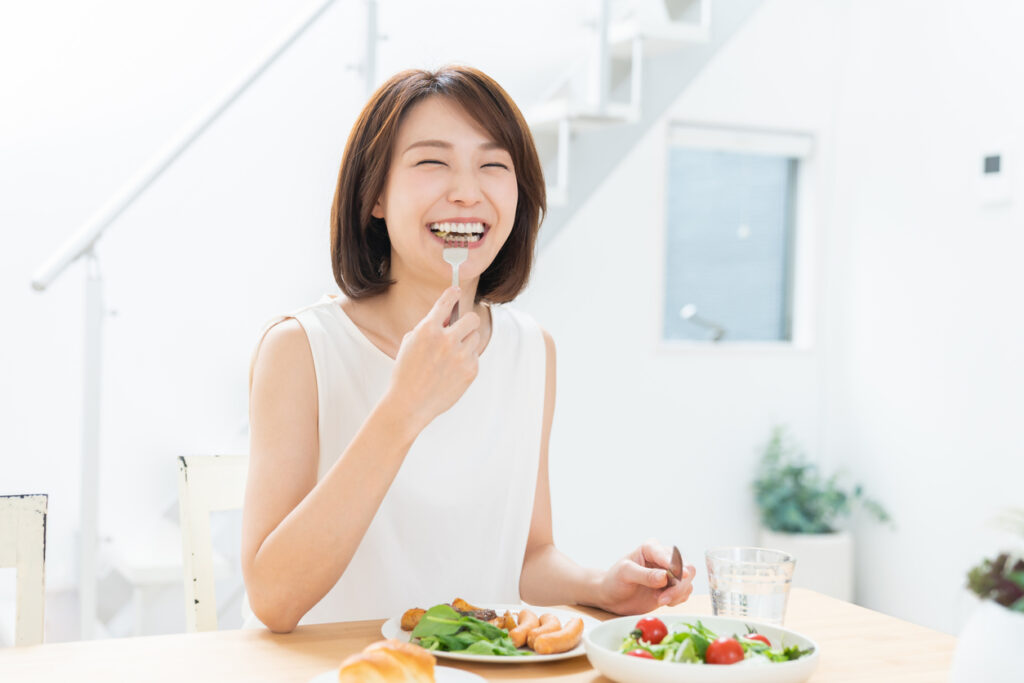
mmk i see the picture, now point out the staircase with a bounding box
[525,0,765,247]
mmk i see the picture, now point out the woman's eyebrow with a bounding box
[402,139,505,154]
[403,139,451,154]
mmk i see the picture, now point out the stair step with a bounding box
[608,19,710,58]
[528,100,637,131]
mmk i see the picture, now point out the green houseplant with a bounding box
[951,509,1024,682]
[752,427,891,601]
[753,427,890,534]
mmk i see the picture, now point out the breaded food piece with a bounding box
[451,598,496,622]
[401,607,426,631]
[451,598,480,612]
[502,610,517,631]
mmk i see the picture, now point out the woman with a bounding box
[241,65,696,632]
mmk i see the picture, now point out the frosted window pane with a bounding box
[663,148,796,342]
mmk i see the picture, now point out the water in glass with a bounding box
[706,547,795,626]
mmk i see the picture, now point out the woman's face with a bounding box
[372,96,518,290]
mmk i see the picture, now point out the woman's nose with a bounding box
[446,167,484,205]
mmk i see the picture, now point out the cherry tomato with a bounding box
[632,617,668,644]
[745,633,771,647]
[625,649,655,659]
[705,636,744,665]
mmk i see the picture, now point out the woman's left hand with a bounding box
[595,539,696,615]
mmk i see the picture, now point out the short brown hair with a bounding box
[330,66,546,303]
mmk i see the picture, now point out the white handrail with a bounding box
[30,0,342,291]
[24,0,370,639]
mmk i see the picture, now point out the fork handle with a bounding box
[448,262,460,326]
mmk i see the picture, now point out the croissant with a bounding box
[337,639,435,682]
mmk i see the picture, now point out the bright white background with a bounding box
[2,0,1022,641]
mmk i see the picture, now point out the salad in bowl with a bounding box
[584,614,819,683]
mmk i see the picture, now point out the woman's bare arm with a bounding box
[518,330,604,606]
[242,288,480,632]
[241,319,420,632]
[518,330,696,614]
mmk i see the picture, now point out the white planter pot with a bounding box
[757,529,853,602]
[951,600,1024,683]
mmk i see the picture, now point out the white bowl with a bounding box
[583,614,820,683]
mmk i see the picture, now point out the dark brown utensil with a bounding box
[666,545,684,586]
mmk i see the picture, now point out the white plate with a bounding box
[308,665,484,683]
[381,603,597,663]
[584,614,820,683]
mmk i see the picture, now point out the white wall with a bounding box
[523,0,1024,635]
[823,0,1024,633]
[517,0,843,601]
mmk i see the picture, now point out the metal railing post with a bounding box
[29,0,342,638]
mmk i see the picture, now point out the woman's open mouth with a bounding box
[427,221,489,248]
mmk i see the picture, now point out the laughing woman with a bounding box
[241,66,696,632]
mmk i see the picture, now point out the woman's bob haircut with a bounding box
[330,65,546,303]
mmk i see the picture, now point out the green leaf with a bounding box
[1006,571,1024,589]
[782,644,814,660]
[463,639,529,656]
[457,615,507,641]
[410,603,529,656]
[619,635,642,654]
[679,622,711,659]
[672,637,700,663]
[415,635,441,651]
[410,604,464,639]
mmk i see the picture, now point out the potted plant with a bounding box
[752,427,891,601]
[951,510,1024,683]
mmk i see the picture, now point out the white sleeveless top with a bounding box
[247,294,547,625]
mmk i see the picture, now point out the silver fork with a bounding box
[442,234,468,324]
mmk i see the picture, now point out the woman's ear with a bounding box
[370,197,385,220]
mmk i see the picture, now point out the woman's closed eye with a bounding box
[482,162,511,170]
[415,159,446,166]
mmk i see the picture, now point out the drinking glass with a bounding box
[705,547,795,626]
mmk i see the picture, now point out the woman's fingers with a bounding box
[658,563,697,606]
[447,310,481,343]
[387,287,483,427]
[638,539,675,574]
[426,286,462,327]
[618,559,670,589]
[460,331,481,355]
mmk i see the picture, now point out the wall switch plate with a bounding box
[978,152,1012,206]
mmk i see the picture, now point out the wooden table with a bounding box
[0,589,955,681]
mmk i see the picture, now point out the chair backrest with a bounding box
[177,455,247,632]
[0,494,47,646]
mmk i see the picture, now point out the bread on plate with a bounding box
[337,639,435,682]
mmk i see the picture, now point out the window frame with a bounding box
[655,121,818,353]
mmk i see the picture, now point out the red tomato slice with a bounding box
[632,617,668,644]
[745,633,771,646]
[705,636,744,665]
[625,649,655,659]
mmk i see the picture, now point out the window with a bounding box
[662,125,812,343]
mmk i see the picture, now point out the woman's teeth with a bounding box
[429,222,485,242]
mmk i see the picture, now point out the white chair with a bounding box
[0,494,47,646]
[177,455,247,632]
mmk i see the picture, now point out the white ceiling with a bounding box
[373,0,633,105]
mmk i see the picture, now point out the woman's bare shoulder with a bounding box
[251,318,314,385]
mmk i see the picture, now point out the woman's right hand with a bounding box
[384,287,482,431]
